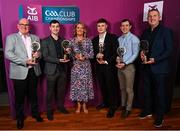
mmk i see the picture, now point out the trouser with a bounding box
[14,68,39,120]
[143,68,167,117]
[118,64,135,111]
[96,65,118,110]
[46,69,67,111]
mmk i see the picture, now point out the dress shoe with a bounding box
[35,116,44,122]
[47,111,54,121]
[33,116,43,122]
[139,111,152,119]
[106,109,115,118]
[121,110,131,118]
[154,116,164,128]
[17,119,24,129]
[59,108,70,114]
[96,103,107,110]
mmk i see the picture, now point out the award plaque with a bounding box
[31,41,40,63]
[140,40,149,64]
[61,40,71,60]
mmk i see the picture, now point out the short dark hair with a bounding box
[97,18,108,24]
[120,19,132,26]
[49,20,60,25]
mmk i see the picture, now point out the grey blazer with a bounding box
[5,33,41,80]
[41,36,67,75]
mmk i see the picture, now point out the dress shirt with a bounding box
[118,32,140,65]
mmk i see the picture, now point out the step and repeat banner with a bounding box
[0,0,179,118]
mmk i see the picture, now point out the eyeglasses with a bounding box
[19,24,30,27]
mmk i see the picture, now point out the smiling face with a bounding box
[147,10,161,29]
[49,22,60,36]
[17,18,30,35]
[76,23,85,36]
[120,21,132,34]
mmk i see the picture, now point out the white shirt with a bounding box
[19,32,32,59]
[99,32,107,45]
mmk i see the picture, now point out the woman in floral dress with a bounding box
[70,22,94,113]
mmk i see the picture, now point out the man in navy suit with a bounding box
[139,9,173,127]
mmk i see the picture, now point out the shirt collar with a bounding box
[122,32,131,38]
[99,32,107,39]
[19,32,30,37]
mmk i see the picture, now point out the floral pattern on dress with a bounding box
[70,37,94,102]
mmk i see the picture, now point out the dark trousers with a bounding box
[96,65,117,110]
[46,69,67,112]
[13,68,39,120]
[143,68,167,117]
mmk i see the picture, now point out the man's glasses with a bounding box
[19,24,30,27]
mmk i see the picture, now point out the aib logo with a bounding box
[27,6,39,21]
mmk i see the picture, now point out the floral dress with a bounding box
[70,37,94,102]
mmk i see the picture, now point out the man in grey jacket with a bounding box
[41,20,70,121]
[5,18,43,129]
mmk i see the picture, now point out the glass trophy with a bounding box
[31,41,40,63]
[140,40,149,64]
[77,41,84,59]
[97,42,104,62]
[61,40,71,60]
[116,47,125,64]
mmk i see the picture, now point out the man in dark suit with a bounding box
[92,18,119,118]
[5,18,43,129]
[139,9,173,127]
[41,20,70,121]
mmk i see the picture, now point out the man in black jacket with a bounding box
[92,18,119,118]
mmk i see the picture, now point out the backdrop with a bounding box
[0,0,180,118]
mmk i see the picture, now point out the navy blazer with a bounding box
[141,25,173,74]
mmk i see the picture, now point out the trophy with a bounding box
[31,41,40,63]
[97,42,104,62]
[140,40,149,64]
[77,41,84,60]
[61,40,71,60]
[116,47,125,64]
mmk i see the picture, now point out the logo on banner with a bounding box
[143,1,164,22]
[19,4,79,24]
[42,6,79,24]
[19,4,42,22]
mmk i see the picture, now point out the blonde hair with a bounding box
[73,22,87,37]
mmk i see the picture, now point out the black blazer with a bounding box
[92,32,119,67]
[41,36,67,75]
[141,25,173,74]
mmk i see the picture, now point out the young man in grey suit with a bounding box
[41,20,70,121]
[5,18,43,129]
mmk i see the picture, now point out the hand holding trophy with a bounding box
[116,47,125,68]
[116,47,125,64]
[96,42,104,63]
[31,41,40,63]
[140,40,149,64]
[61,39,71,61]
